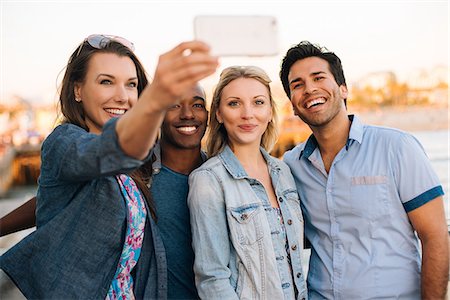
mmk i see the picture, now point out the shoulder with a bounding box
[363,124,410,139]
[46,123,86,139]
[268,155,290,171]
[363,124,423,149]
[191,155,223,175]
[283,142,306,164]
[42,123,87,149]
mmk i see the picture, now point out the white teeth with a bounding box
[177,126,196,132]
[105,108,126,115]
[306,98,326,109]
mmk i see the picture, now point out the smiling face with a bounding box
[74,52,138,134]
[288,56,348,128]
[160,85,208,150]
[216,77,272,150]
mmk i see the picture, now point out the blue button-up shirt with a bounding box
[284,115,444,299]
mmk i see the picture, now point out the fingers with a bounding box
[164,40,212,59]
[157,50,218,85]
[147,40,219,109]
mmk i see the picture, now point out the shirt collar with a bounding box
[300,114,364,159]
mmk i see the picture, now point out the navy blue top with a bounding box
[151,165,199,299]
[0,118,167,299]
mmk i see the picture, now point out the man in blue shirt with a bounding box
[280,41,448,299]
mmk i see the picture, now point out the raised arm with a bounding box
[0,197,36,237]
[408,196,449,299]
[116,41,218,160]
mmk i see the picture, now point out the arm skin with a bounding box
[0,197,36,237]
[408,196,449,299]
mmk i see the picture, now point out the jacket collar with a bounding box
[218,144,280,179]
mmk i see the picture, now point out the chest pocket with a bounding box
[229,203,264,245]
[349,175,390,221]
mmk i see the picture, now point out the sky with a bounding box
[0,0,448,104]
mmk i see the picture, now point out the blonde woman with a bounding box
[188,66,307,299]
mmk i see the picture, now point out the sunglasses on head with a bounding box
[76,34,135,57]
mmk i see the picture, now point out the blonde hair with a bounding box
[207,65,279,157]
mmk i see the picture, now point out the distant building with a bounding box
[406,65,448,105]
[351,66,448,106]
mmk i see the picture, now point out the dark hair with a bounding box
[59,40,148,131]
[279,41,347,104]
[59,39,156,219]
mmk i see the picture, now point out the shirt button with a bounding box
[296,272,302,278]
[241,213,248,220]
[287,219,293,225]
[279,197,283,203]
[291,244,297,250]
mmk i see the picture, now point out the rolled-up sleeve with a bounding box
[187,169,239,300]
[392,133,444,212]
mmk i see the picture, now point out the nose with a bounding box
[304,80,318,95]
[113,85,129,103]
[241,103,254,120]
[180,105,194,120]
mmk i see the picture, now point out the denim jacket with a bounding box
[0,119,167,299]
[188,145,307,299]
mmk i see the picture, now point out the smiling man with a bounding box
[150,84,208,299]
[279,41,449,299]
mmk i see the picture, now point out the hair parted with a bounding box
[207,65,279,157]
[59,40,148,131]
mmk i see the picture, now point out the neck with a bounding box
[311,110,351,162]
[160,141,203,175]
[230,143,265,170]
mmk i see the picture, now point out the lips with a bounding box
[305,97,326,109]
[177,126,197,133]
[104,108,126,115]
[174,123,201,135]
[238,124,257,131]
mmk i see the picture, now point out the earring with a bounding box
[75,98,81,102]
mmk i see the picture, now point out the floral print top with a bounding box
[106,174,147,300]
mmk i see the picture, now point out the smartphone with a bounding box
[194,15,279,57]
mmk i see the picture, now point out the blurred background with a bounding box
[0,0,448,262]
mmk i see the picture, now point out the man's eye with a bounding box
[168,104,180,110]
[193,103,205,109]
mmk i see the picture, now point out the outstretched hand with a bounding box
[116,40,218,160]
[143,41,219,111]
